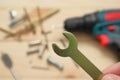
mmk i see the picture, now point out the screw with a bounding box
[29,40,41,47]
[38,44,48,58]
[31,66,49,70]
[8,15,27,28]
[9,10,17,20]
[27,47,39,55]
[47,57,63,70]
[23,8,36,34]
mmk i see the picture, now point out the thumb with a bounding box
[102,74,120,80]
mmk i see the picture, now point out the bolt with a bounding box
[27,47,39,55]
[29,40,41,47]
[38,44,48,58]
[9,10,17,20]
[47,57,63,70]
[8,15,27,28]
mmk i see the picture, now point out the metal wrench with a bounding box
[52,32,103,80]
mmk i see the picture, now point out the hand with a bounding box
[102,62,120,80]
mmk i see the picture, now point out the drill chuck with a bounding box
[64,12,99,32]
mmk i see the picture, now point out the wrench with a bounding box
[52,32,103,80]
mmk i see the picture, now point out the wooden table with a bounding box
[0,0,120,80]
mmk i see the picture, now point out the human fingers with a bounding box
[102,74,120,80]
[103,62,120,75]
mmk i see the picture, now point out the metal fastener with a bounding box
[1,53,20,80]
[47,57,63,70]
[8,15,27,28]
[38,44,48,58]
[29,40,41,47]
[9,10,17,20]
[27,47,39,55]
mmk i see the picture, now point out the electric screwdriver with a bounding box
[64,9,120,60]
[64,9,120,32]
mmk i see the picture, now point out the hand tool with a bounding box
[93,20,120,59]
[64,9,120,60]
[1,53,20,80]
[47,57,63,70]
[52,32,103,80]
[60,38,79,68]
[64,9,120,32]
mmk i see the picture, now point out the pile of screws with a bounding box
[0,6,80,79]
[19,6,63,71]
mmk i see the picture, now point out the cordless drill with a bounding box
[64,9,120,60]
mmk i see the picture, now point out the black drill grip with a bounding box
[64,12,99,32]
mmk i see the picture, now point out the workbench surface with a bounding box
[0,0,120,80]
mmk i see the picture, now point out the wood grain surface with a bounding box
[0,0,120,80]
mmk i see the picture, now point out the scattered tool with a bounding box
[64,9,120,32]
[64,9,120,60]
[29,40,41,47]
[9,10,17,20]
[1,53,20,80]
[60,38,79,68]
[37,6,44,34]
[47,57,63,70]
[93,20,120,59]
[36,7,51,58]
[5,25,33,40]
[31,66,49,70]
[8,14,26,28]
[52,32,103,80]
[5,7,59,41]
[0,27,15,36]
[23,8,36,34]
[27,47,39,55]
[38,44,48,58]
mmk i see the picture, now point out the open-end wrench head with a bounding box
[52,44,68,57]
[52,32,78,57]
[63,32,78,49]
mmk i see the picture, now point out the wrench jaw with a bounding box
[52,44,68,57]
[63,32,78,50]
[52,32,78,57]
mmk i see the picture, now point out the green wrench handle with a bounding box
[52,32,104,80]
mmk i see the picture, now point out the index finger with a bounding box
[103,62,120,76]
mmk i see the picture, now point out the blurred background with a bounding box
[0,0,120,80]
